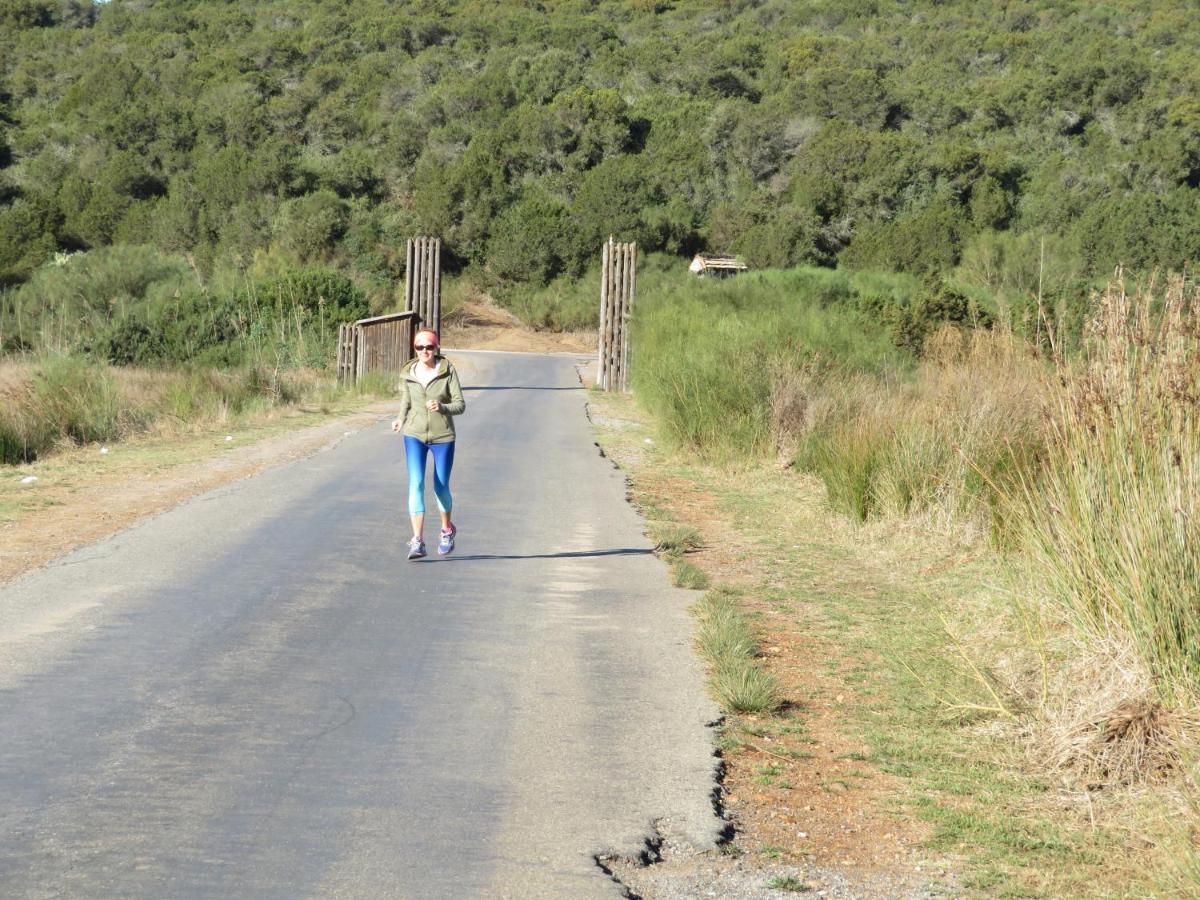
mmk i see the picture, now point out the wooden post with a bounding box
[606,237,618,390]
[404,236,443,337]
[624,243,633,391]
[611,240,624,390]
[432,237,442,334]
[596,237,636,392]
[337,323,345,383]
[420,238,429,327]
[597,238,610,388]
[404,239,415,317]
[353,324,363,383]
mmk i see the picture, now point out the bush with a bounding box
[487,189,571,286]
[1071,188,1200,275]
[631,266,907,461]
[783,333,1044,533]
[272,191,351,264]
[100,291,247,366]
[841,203,970,276]
[97,268,366,368]
[1,245,194,353]
[250,267,369,322]
[0,356,120,462]
[32,355,122,446]
[885,282,995,354]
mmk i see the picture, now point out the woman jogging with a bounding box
[391,328,466,560]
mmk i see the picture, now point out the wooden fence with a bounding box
[405,236,442,335]
[597,237,636,392]
[336,311,417,385]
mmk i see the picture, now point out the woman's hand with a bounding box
[426,399,440,412]
[391,419,402,432]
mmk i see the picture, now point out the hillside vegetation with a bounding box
[1,0,1198,331]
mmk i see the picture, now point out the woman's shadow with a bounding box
[430,548,652,562]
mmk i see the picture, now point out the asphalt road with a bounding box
[0,350,721,899]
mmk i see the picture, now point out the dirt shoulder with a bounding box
[442,299,595,355]
[584,384,944,899]
[586,381,1172,899]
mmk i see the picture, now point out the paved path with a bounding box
[0,351,720,898]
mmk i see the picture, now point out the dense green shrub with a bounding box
[883,283,996,354]
[487,189,571,286]
[1071,188,1200,273]
[840,203,970,276]
[98,268,366,368]
[100,291,247,366]
[249,268,369,322]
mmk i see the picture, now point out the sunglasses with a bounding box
[414,344,437,351]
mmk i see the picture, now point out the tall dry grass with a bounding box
[774,326,1045,538]
[0,355,345,465]
[632,268,905,463]
[1018,273,1200,708]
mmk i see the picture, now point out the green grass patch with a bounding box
[670,559,709,590]
[631,267,911,462]
[693,587,780,715]
[648,521,702,558]
[705,465,1152,894]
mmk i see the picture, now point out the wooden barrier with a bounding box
[337,311,417,385]
[405,236,442,335]
[597,236,636,392]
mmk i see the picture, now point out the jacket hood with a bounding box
[401,356,449,379]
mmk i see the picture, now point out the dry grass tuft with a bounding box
[1,356,342,464]
[692,587,780,715]
[1049,697,1188,786]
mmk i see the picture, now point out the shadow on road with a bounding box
[462,385,582,392]
[432,548,652,562]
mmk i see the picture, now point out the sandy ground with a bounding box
[442,299,596,356]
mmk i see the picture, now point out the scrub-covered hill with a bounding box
[1,0,1197,299]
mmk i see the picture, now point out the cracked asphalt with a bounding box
[0,350,721,898]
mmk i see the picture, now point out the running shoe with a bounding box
[406,536,427,560]
[437,525,456,556]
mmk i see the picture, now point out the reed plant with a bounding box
[1018,274,1200,706]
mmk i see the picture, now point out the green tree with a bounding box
[0,197,59,283]
[841,203,970,275]
[272,191,351,264]
[487,188,570,285]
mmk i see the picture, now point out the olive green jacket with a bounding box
[395,356,466,444]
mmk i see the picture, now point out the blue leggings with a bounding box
[403,436,455,516]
